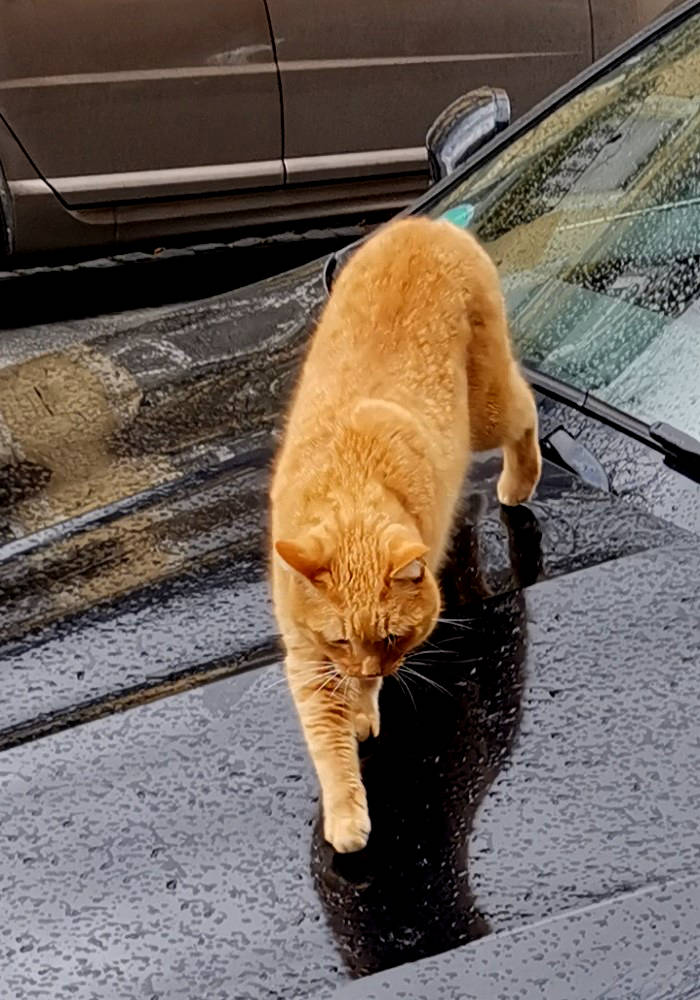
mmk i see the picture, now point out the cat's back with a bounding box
[272,216,500,512]
[275,217,500,470]
[284,217,497,425]
[311,216,497,361]
[332,216,494,313]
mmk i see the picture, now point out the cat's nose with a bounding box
[360,657,381,677]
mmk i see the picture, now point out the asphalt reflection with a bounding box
[311,506,542,977]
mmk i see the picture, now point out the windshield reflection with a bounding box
[431,12,700,440]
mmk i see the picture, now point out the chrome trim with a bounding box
[286,147,427,182]
[10,161,282,198]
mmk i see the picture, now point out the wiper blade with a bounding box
[650,421,700,472]
[523,362,700,483]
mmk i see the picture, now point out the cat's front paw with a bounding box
[324,790,371,853]
[353,706,380,742]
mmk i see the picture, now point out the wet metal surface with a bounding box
[1,202,699,995]
[537,394,700,536]
[2,248,697,550]
[1,669,330,1000]
[0,451,688,751]
[3,536,700,998]
[331,875,700,999]
[1,249,693,757]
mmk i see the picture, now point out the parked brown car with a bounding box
[0,0,673,258]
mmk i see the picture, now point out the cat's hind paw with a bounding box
[497,469,538,507]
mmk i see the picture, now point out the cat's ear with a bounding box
[392,554,427,581]
[386,528,428,582]
[275,531,331,582]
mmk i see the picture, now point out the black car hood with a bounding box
[1,258,699,998]
[332,873,700,999]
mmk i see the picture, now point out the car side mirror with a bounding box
[426,86,511,184]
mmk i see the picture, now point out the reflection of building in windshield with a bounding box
[434,13,700,435]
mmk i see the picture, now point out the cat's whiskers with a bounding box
[330,672,349,701]
[308,670,342,705]
[393,670,417,712]
[437,617,476,630]
[401,664,452,698]
[421,638,450,652]
[260,661,336,696]
[434,654,483,667]
[258,671,290,692]
[405,651,450,671]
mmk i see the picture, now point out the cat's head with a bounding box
[275,520,440,677]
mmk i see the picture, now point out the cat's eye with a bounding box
[331,638,349,646]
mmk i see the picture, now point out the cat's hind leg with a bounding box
[496,369,542,507]
[465,272,542,507]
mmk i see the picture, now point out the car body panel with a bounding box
[268,0,591,184]
[0,0,671,256]
[0,0,283,205]
[0,256,696,711]
[1,253,699,999]
[2,492,699,995]
[590,0,680,58]
[1,269,698,998]
[332,873,700,999]
[0,114,117,255]
[112,172,420,246]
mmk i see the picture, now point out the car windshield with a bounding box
[429,10,700,440]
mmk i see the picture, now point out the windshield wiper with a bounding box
[649,421,700,472]
[523,362,700,483]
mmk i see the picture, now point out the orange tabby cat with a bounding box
[270,216,540,852]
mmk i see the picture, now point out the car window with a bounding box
[430,11,700,440]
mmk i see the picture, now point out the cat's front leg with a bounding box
[286,653,371,853]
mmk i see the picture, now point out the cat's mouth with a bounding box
[340,659,403,679]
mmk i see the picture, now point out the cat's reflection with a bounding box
[310,499,542,977]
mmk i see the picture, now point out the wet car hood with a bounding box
[1,258,699,998]
[333,874,700,999]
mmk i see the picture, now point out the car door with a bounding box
[0,0,282,206]
[265,0,591,185]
